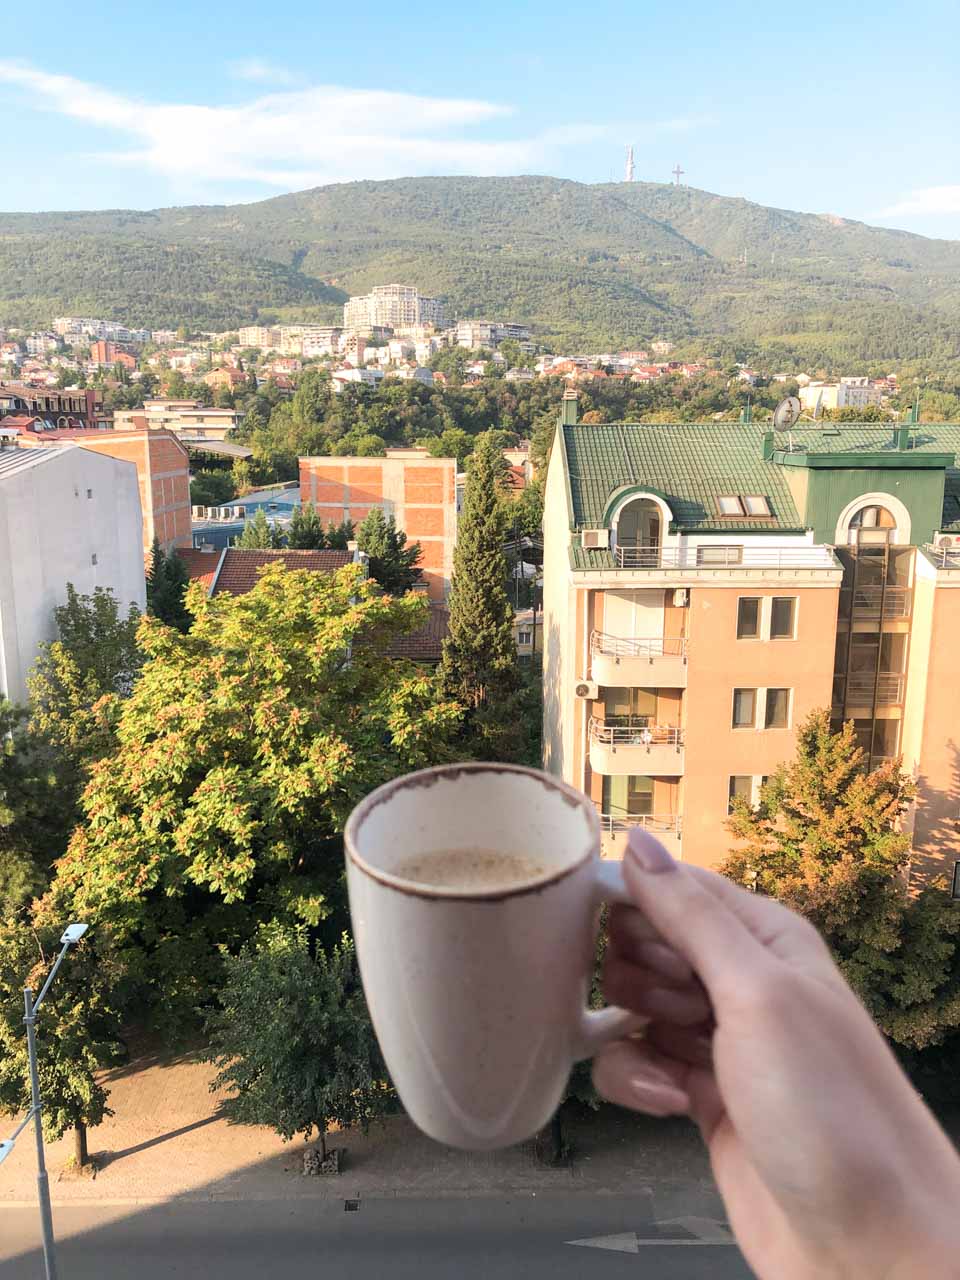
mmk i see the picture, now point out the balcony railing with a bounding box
[589,716,684,748]
[598,812,682,837]
[925,544,960,570]
[847,586,912,618]
[590,632,688,660]
[837,672,905,705]
[613,544,837,570]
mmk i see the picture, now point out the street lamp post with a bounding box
[1,923,89,1280]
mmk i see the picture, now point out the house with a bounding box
[0,445,146,701]
[202,366,248,391]
[513,607,542,662]
[331,368,383,392]
[0,383,107,429]
[800,380,883,414]
[299,448,457,601]
[542,391,960,889]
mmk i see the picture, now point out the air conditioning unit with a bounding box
[581,529,610,550]
[934,533,956,549]
[575,680,599,699]
[673,587,689,606]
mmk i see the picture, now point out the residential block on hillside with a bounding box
[343,284,446,332]
[299,448,457,601]
[543,392,960,889]
[114,399,241,441]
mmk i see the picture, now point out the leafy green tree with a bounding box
[231,458,254,494]
[441,435,521,757]
[204,923,391,1158]
[146,537,192,633]
[42,566,463,1024]
[190,470,236,508]
[0,921,124,1166]
[724,710,960,1050]
[357,509,422,595]
[286,502,326,550]
[238,508,283,549]
[0,703,76,917]
[420,427,474,466]
[28,585,142,776]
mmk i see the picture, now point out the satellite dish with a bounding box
[772,396,801,431]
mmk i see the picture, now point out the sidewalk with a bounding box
[0,1036,715,1204]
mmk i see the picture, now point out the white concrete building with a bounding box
[344,285,446,331]
[800,379,883,414]
[331,367,384,392]
[0,446,145,702]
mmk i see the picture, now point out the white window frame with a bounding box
[728,774,767,812]
[732,686,793,730]
[735,595,799,641]
[763,687,793,730]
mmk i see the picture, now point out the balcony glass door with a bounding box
[602,775,654,818]
[604,687,657,724]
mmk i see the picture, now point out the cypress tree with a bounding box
[441,434,522,757]
[239,509,283,549]
[287,502,326,549]
[357,508,422,595]
[146,536,191,632]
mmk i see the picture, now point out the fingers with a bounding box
[604,955,712,1026]
[593,1038,691,1117]
[608,906,695,985]
[644,1019,715,1068]
[620,830,775,1000]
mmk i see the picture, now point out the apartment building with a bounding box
[800,378,883,414]
[115,399,241,441]
[299,447,457,600]
[344,285,446,332]
[12,424,191,559]
[0,384,107,429]
[238,326,282,350]
[0,446,146,701]
[542,394,960,889]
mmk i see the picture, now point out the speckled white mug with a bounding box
[344,763,643,1151]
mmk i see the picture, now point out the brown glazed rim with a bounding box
[344,762,601,902]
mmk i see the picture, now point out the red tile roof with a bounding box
[210,548,354,596]
[175,547,222,592]
[388,605,449,664]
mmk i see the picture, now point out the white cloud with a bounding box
[0,59,713,198]
[0,59,524,190]
[880,186,960,217]
[228,58,302,86]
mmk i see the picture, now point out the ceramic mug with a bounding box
[344,762,646,1151]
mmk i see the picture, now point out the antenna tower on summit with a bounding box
[625,146,635,183]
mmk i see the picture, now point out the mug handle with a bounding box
[574,858,649,1060]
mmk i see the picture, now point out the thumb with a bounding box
[621,829,771,1002]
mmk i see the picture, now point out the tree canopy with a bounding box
[357,509,422,596]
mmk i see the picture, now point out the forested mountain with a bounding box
[3,175,960,364]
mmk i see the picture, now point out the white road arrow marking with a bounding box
[567,1217,735,1251]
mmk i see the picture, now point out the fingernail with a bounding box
[627,1078,689,1116]
[626,828,677,873]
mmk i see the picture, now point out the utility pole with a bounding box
[0,924,89,1280]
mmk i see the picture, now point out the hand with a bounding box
[593,830,960,1280]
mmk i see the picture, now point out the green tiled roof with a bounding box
[564,423,804,531]
[563,422,960,533]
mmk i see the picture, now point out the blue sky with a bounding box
[3,0,959,239]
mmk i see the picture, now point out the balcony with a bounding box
[614,545,836,570]
[590,631,688,688]
[835,672,905,708]
[588,717,685,776]
[598,811,682,860]
[845,586,912,619]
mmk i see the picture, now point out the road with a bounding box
[0,1195,752,1278]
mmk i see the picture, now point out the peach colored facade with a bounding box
[299,449,457,600]
[18,429,192,561]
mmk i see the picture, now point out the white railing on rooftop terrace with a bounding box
[589,717,684,748]
[612,545,836,570]
[590,632,687,660]
[926,544,960,569]
[598,812,682,837]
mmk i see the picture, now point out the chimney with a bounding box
[561,388,579,426]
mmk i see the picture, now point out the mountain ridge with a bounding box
[2,175,958,364]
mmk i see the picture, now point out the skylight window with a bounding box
[717,495,745,516]
[743,495,771,516]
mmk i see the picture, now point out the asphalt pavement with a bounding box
[0,1195,753,1279]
